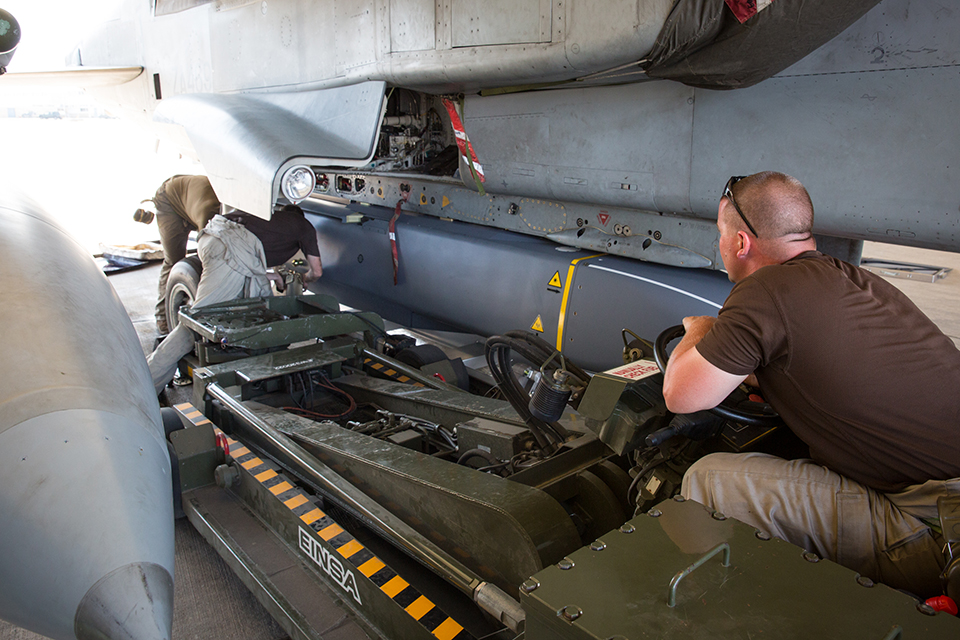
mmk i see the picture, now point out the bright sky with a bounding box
[1,0,122,70]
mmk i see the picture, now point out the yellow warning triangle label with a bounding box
[531,315,544,333]
[441,196,450,208]
[548,271,562,288]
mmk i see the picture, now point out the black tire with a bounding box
[165,255,202,330]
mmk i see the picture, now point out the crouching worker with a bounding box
[662,171,960,600]
[136,175,221,334]
[146,204,322,393]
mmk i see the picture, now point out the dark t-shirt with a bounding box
[226,209,320,267]
[697,251,960,492]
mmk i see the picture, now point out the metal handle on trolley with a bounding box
[667,542,731,607]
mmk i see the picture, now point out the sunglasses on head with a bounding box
[723,175,759,238]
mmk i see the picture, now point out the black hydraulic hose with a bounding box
[484,333,586,446]
[457,448,501,467]
[485,341,553,449]
[492,339,567,444]
[504,330,591,386]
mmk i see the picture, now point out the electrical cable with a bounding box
[484,331,590,449]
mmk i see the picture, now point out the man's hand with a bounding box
[662,315,746,414]
[267,271,285,292]
[302,254,323,283]
[681,315,716,341]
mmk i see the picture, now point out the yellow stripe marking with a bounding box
[174,402,192,410]
[381,575,409,598]
[319,523,344,541]
[336,539,364,558]
[194,418,212,426]
[397,375,410,382]
[372,363,384,370]
[285,494,309,510]
[556,254,604,350]
[255,469,278,482]
[359,557,385,577]
[231,446,251,457]
[242,457,264,470]
[300,508,324,525]
[185,410,202,420]
[269,481,293,496]
[384,369,397,376]
[432,617,465,640]
[405,595,434,620]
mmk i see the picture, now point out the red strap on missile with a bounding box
[390,199,403,285]
[725,0,776,24]
[442,97,486,195]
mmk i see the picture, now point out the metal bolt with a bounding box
[755,530,771,541]
[711,511,727,521]
[520,578,540,593]
[647,508,662,518]
[802,551,820,563]
[856,575,875,588]
[214,463,240,489]
[619,523,636,534]
[673,494,686,502]
[917,602,937,616]
[558,605,582,622]
[558,558,575,570]
[590,541,606,551]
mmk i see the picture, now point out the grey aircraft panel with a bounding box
[153,82,387,218]
[388,0,436,53]
[463,81,697,214]
[450,0,551,48]
[780,0,960,76]
[688,65,960,250]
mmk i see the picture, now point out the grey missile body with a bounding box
[0,192,175,640]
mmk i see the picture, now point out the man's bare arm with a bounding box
[661,316,747,414]
[303,254,323,282]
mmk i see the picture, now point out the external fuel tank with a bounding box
[0,193,175,640]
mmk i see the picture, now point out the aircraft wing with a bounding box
[0,66,143,88]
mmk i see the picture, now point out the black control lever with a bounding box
[645,411,724,447]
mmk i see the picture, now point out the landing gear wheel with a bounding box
[165,255,202,331]
[654,324,781,427]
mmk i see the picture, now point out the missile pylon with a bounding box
[0,192,174,640]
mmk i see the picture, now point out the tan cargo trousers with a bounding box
[147,216,272,394]
[682,452,955,598]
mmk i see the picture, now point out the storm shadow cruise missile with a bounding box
[0,192,174,640]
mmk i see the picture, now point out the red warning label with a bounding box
[597,212,610,226]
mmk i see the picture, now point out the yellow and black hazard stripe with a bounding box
[174,402,213,428]
[363,357,425,387]
[224,435,472,640]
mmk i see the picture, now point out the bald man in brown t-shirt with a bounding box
[662,171,960,598]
